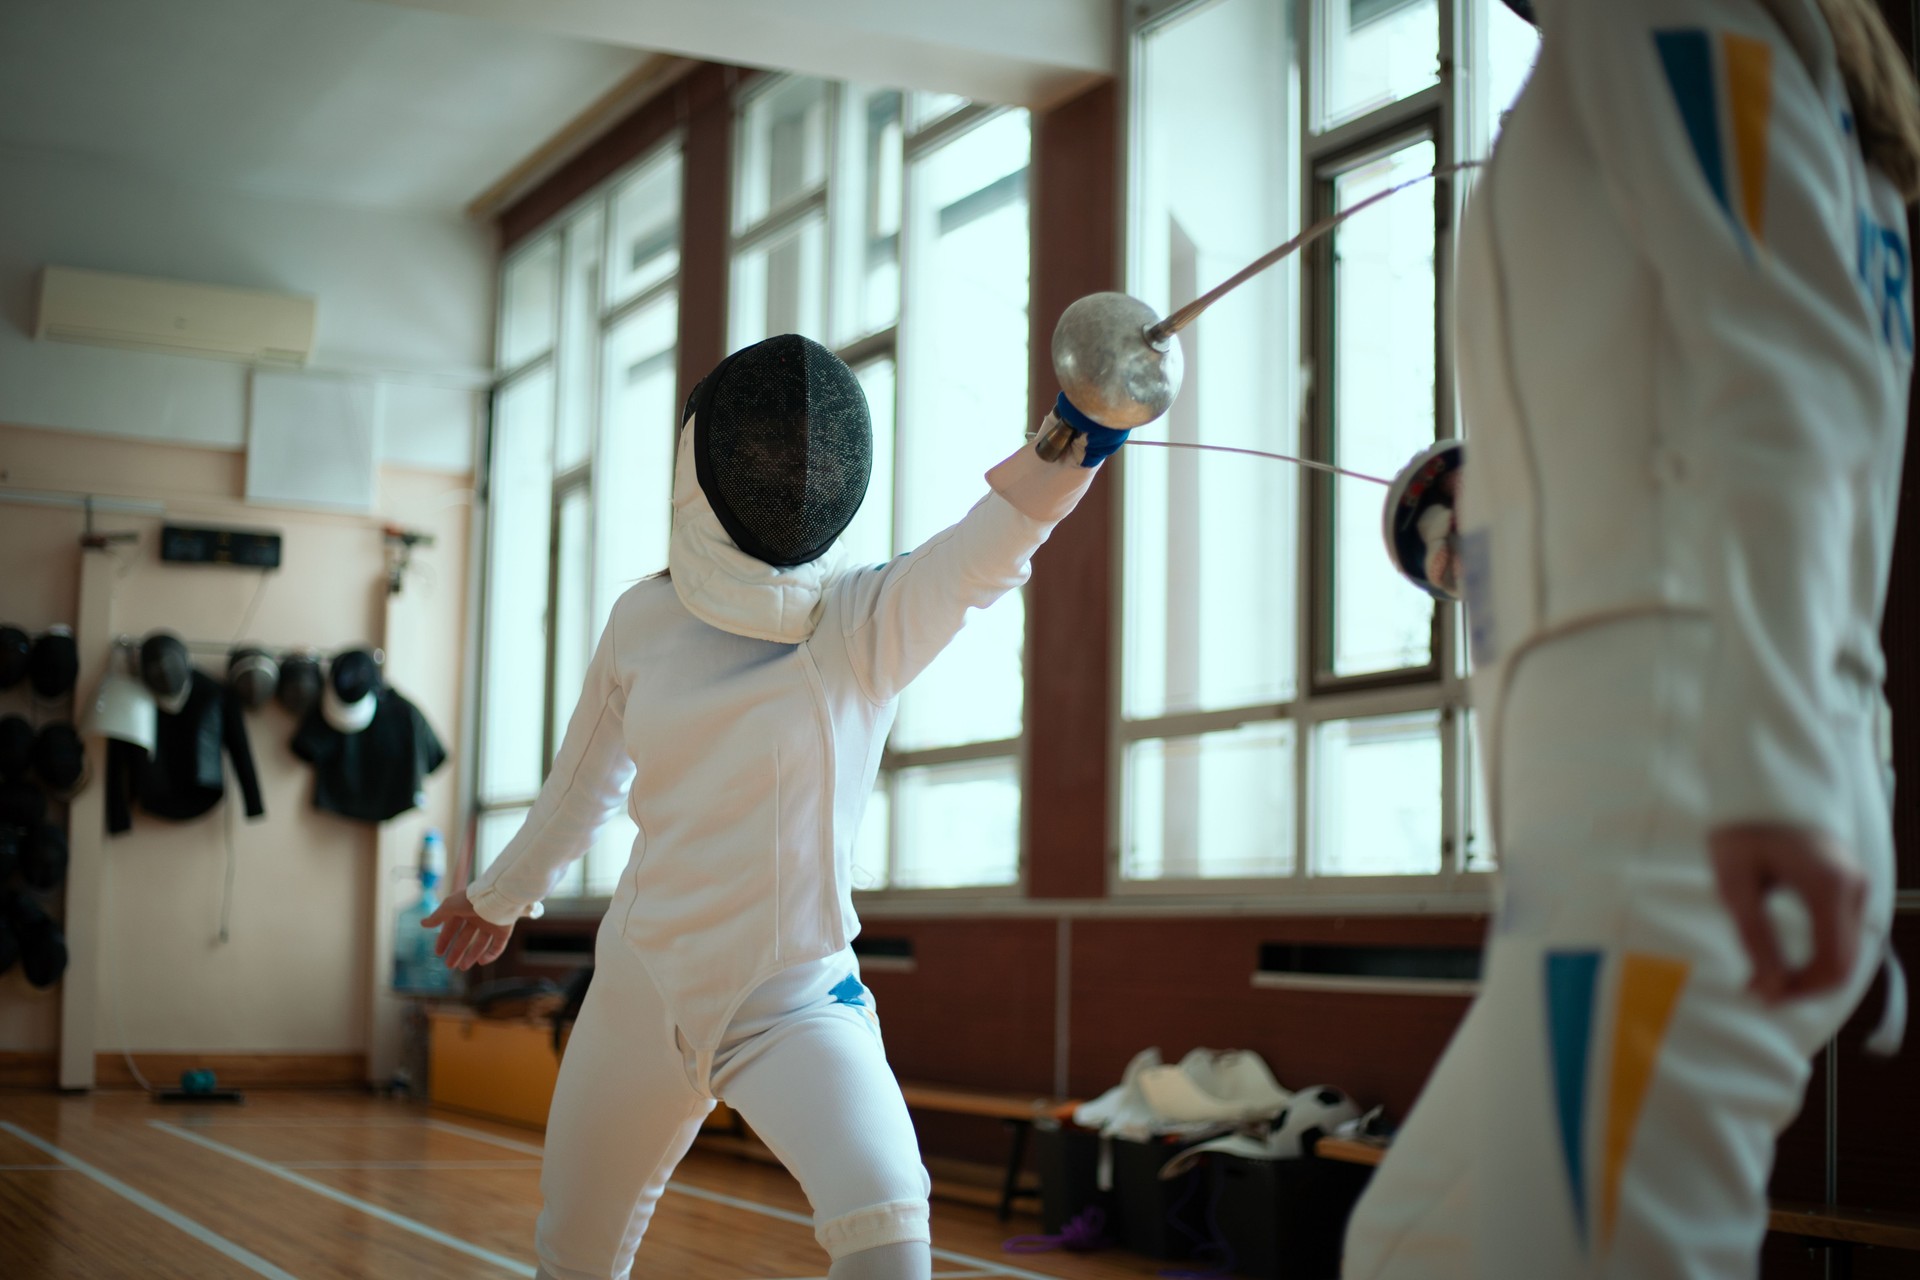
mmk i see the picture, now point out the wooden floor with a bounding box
[0,1090,1169,1279]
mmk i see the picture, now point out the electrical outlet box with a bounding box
[159,525,283,569]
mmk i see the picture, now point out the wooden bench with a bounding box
[897,1082,1079,1221]
[1767,1202,1920,1278]
[1312,1135,1920,1276]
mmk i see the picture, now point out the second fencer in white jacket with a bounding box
[455,358,1115,1280]
[1345,0,1914,1277]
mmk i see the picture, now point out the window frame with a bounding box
[472,135,685,910]
[728,75,1034,899]
[1112,0,1502,910]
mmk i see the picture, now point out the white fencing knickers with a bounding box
[533,933,932,1280]
[1343,616,1897,1280]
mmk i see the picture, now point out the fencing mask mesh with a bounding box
[689,334,872,569]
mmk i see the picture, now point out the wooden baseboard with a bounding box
[93,1053,368,1091]
[0,1052,57,1088]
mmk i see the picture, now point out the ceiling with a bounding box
[0,0,654,213]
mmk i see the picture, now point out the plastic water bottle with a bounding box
[394,831,456,995]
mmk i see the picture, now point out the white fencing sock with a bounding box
[826,1241,932,1280]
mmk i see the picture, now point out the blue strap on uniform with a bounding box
[1054,393,1130,468]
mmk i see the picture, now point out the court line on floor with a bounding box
[151,1122,536,1277]
[422,1119,1065,1280]
[166,1119,432,1130]
[278,1159,545,1170]
[0,1121,301,1280]
[426,1118,546,1155]
[0,1163,68,1171]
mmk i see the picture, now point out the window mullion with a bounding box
[733,188,830,255]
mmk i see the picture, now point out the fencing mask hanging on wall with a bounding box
[0,628,29,691]
[323,649,380,734]
[28,628,77,700]
[140,633,194,713]
[228,647,280,712]
[0,717,32,782]
[686,334,873,569]
[277,651,325,718]
[32,723,84,794]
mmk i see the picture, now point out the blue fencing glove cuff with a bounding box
[1055,393,1130,468]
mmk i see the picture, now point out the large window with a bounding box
[730,78,1032,892]
[1121,0,1535,896]
[475,144,683,898]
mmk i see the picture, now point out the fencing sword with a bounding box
[1041,160,1482,601]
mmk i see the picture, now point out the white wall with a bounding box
[0,143,492,473]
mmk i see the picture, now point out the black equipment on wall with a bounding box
[0,716,32,781]
[0,628,29,690]
[21,825,67,893]
[160,525,283,569]
[329,649,380,703]
[32,723,84,794]
[5,893,68,989]
[139,633,193,703]
[28,628,77,699]
[277,652,324,717]
[227,648,279,711]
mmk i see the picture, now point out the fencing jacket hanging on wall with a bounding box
[290,652,446,823]
[113,671,266,830]
[108,634,265,833]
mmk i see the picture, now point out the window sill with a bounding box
[854,885,1492,919]
[1249,972,1479,997]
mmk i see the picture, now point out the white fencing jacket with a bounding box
[1458,0,1914,837]
[467,421,1097,1061]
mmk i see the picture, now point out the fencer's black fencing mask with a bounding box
[686,334,872,569]
[1501,0,1536,24]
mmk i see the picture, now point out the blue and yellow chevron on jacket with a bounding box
[1546,948,1691,1253]
[1655,28,1774,251]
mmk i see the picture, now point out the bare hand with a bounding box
[421,888,514,972]
[1710,824,1865,1004]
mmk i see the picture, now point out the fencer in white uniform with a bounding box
[1344,1,1914,1277]
[454,335,1125,1280]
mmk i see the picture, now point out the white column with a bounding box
[59,545,119,1090]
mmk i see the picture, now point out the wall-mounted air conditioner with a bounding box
[34,265,316,365]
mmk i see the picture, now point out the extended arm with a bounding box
[836,400,1117,704]
[465,615,637,926]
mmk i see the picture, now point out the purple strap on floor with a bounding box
[1003,1206,1108,1253]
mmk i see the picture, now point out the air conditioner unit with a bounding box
[34,265,316,365]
